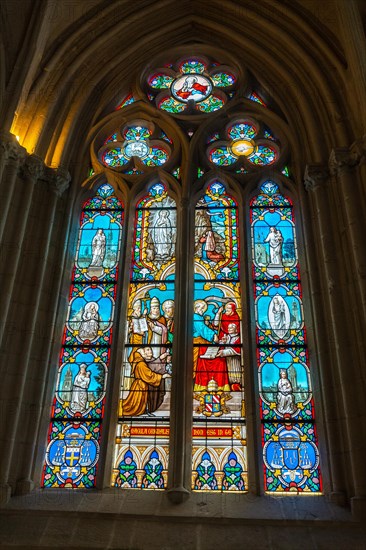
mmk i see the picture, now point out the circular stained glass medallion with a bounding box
[171,74,212,103]
[124,141,149,158]
[231,139,255,157]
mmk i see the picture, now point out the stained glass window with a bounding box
[42,184,124,488]
[147,57,237,115]
[112,183,176,489]
[250,181,321,493]
[192,181,247,491]
[100,124,169,170]
[207,119,279,168]
[116,93,136,110]
[249,91,267,107]
[44,54,322,498]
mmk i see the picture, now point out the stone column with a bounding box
[167,197,191,503]
[0,133,26,243]
[306,160,366,510]
[351,136,366,200]
[304,165,348,502]
[328,149,366,519]
[0,154,44,501]
[0,154,43,347]
[14,167,70,495]
[329,147,366,324]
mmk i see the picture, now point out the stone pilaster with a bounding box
[328,148,366,503]
[0,133,27,243]
[0,154,44,494]
[304,164,347,500]
[14,166,70,493]
[329,147,366,320]
[0,155,44,345]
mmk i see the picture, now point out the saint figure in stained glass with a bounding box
[119,346,170,417]
[89,229,106,272]
[276,370,297,415]
[265,226,284,266]
[78,302,100,341]
[43,184,123,488]
[70,364,91,413]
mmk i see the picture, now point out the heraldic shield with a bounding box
[263,426,319,489]
[46,424,99,485]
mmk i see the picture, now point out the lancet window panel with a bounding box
[42,184,124,488]
[250,181,322,494]
[192,181,247,492]
[112,183,176,490]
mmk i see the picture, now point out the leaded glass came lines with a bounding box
[192,181,247,492]
[250,181,322,494]
[42,184,123,488]
[112,183,176,490]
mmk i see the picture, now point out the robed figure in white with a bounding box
[151,210,173,261]
[78,302,100,341]
[265,226,283,266]
[89,229,106,267]
[276,369,297,414]
[70,364,91,412]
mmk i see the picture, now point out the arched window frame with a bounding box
[39,52,324,498]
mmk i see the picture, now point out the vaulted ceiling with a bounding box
[0,0,364,174]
